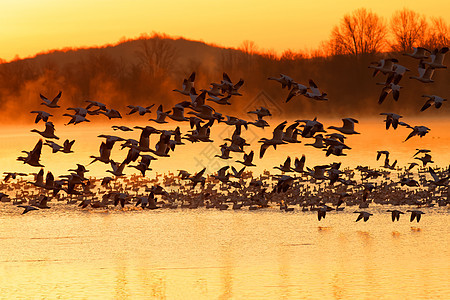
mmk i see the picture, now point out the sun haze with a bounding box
[1,0,449,61]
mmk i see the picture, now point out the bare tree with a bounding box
[136,33,178,80]
[328,8,387,56]
[280,49,304,61]
[390,9,428,52]
[426,17,450,49]
[239,40,258,69]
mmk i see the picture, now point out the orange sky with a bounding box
[1,0,449,61]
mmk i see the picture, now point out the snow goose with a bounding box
[17,139,44,167]
[201,83,224,97]
[406,210,425,222]
[149,105,170,123]
[274,157,293,172]
[376,150,390,161]
[30,110,53,123]
[173,72,195,95]
[187,105,217,121]
[382,157,397,170]
[380,113,402,130]
[247,106,272,119]
[387,209,404,222]
[425,47,448,69]
[98,108,122,119]
[168,104,189,122]
[328,118,359,135]
[189,168,207,189]
[386,64,410,84]
[259,121,288,158]
[85,100,107,111]
[304,80,328,101]
[31,122,59,139]
[212,166,231,183]
[63,114,90,125]
[377,82,402,104]
[236,151,256,167]
[3,172,27,182]
[415,154,433,167]
[44,140,63,153]
[368,58,398,76]
[291,155,306,173]
[107,160,128,177]
[428,167,449,186]
[40,91,62,108]
[409,60,435,83]
[249,117,270,129]
[297,117,326,138]
[67,107,89,117]
[17,205,39,214]
[207,94,232,105]
[268,74,295,89]
[403,47,431,59]
[354,211,373,222]
[215,144,233,159]
[400,123,431,141]
[286,82,308,102]
[231,166,246,179]
[420,95,447,111]
[306,165,329,180]
[112,126,133,132]
[127,104,155,116]
[304,134,326,148]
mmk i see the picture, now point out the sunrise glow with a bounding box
[1,0,450,61]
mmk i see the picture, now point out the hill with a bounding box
[0,33,448,124]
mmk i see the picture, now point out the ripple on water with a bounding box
[0,205,448,298]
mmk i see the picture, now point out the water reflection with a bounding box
[392,231,401,238]
[0,207,448,298]
[219,243,233,300]
[411,227,422,233]
[114,256,129,299]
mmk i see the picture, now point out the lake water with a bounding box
[0,204,448,299]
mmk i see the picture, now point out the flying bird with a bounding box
[40,91,62,108]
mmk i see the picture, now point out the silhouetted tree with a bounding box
[425,17,450,49]
[328,8,387,57]
[390,9,428,52]
[136,34,178,81]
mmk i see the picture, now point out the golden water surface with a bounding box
[0,205,449,299]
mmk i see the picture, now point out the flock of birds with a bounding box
[1,46,449,224]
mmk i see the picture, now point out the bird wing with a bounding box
[308,79,320,95]
[50,91,62,105]
[260,143,270,159]
[223,72,232,83]
[31,140,43,160]
[429,167,439,182]
[355,213,363,222]
[423,67,435,80]
[420,100,433,112]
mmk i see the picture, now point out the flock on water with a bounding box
[1,46,449,224]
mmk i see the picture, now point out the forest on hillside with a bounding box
[0,8,448,122]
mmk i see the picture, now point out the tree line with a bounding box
[326,8,449,56]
